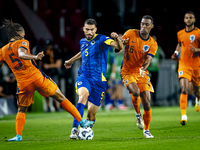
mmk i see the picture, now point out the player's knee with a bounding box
[131,89,140,97]
[78,93,88,104]
[143,102,151,111]
[180,86,188,94]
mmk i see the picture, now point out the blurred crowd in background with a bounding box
[0,0,199,112]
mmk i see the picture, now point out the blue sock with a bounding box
[72,103,85,128]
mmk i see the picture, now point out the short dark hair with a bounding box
[185,11,195,17]
[142,15,154,24]
[0,19,24,41]
[84,18,97,27]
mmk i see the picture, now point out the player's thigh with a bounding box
[121,73,140,96]
[51,87,67,103]
[178,66,192,82]
[17,83,35,107]
[137,75,154,93]
[75,77,91,104]
[188,82,194,95]
[191,69,200,87]
[34,76,58,98]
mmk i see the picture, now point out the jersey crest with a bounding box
[142,45,150,53]
[190,35,195,43]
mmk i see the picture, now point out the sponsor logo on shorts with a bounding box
[179,71,183,75]
[125,79,129,84]
[77,81,82,85]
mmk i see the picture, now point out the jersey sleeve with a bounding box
[102,35,115,46]
[121,29,132,40]
[18,40,30,53]
[147,42,158,57]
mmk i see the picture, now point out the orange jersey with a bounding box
[178,27,200,69]
[121,29,158,74]
[0,40,43,89]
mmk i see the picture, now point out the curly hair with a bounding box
[0,19,24,41]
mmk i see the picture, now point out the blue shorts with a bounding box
[75,76,107,106]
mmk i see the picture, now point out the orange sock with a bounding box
[180,93,187,116]
[143,109,152,130]
[131,95,141,113]
[61,99,82,122]
[16,112,25,136]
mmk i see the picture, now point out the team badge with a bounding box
[125,79,129,84]
[142,45,149,53]
[77,81,82,85]
[179,71,183,76]
[91,41,95,45]
[22,41,27,46]
[190,35,195,43]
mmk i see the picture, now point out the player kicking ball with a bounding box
[64,19,123,139]
[0,19,94,142]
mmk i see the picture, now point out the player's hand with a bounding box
[171,53,177,61]
[189,45,199,52]
[43,63,50,69]
[36,51,44,60]
[64,60,73,69]
[140,67,145,77]
[121,38,129,45]
[110,32,119,39]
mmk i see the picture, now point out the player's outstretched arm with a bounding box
[18,48,44,60]
[140,55,153,77]
[110,32,123,51]
[64,52,82,69]
[171,43,181,61]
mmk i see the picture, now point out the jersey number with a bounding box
[129,46,134,53]
[9,53,23,70]
[85,48,88,56]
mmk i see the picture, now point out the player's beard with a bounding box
[185,22,194,27]
[86,34,94,40]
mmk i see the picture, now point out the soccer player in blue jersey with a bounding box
[64,18,123,139]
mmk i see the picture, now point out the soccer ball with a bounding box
[78,127,94,140]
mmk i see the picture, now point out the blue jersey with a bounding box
[78,34,114,81]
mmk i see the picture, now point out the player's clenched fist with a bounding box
[64,60,73,69]
[110,32,119,39]
[36,51,44,60]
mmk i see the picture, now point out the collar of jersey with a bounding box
[86,34,98,41]
[185,26,195,33]
[9,40,15,43]
[139,31,150,41]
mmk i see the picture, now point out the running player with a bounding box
[64,18,123,139]
[0,19,94,141]
[171,11,200,125]
[119,15,158,138]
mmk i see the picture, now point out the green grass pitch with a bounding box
[0,106,200,150]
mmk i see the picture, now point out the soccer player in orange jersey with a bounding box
[171,11,200,125]
[118,15,157,138]
[0,20,94,141]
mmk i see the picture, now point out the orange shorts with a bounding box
[17,76,57,107]
[178,65,200,86]
[121,72,154,93]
